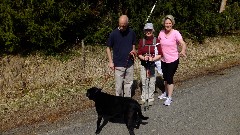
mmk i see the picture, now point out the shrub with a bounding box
[0,0,239,54]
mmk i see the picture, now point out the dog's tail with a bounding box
[137,104,149,120]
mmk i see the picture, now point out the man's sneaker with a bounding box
[164,97,172,106]
[138,100,145,105]
[158,92,167,99]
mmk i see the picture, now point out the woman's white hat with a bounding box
[144,23,154,31]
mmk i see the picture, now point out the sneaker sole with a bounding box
[163,101,172,106]
[139,101,145,105]
[158,97,167,99]
[163,99,172,106]
[148,102,154,106]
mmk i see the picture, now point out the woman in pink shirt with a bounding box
[157,15,187,106]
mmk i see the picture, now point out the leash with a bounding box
[122,54,131,97]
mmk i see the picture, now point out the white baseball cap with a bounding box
[144,23,154,30]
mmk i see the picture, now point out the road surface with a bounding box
[3,65,240,135]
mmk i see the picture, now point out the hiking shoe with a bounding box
[148,101,154,106]
[158,92,167,99]
[139,100,145,105]
[164,97,172,106]
[149,98,154,102]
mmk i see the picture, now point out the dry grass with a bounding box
[175,36,240,82]
[1,35,240,132]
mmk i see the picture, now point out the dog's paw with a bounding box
[95,129,101,134]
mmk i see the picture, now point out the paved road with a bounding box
[3,66,240,135]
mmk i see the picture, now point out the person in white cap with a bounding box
[138,23,162,106]
[157,15,187,106]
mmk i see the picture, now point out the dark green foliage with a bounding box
[153,0,240,43]
[0,0,239,54]
[0,0,99,54]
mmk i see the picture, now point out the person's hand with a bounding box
[130,49,137,60]
[180,51,187,58]
[144,56,153,61]
[144,56,149,61]
[108,62,114,70]
[148,56,153,61]
[144,56,154,61]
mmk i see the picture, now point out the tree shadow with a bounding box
[131,80,139,97]
[155,75,165,94]
[132,75,165,96]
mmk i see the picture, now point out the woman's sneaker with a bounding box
[158,92,167,99]
[164,97,172,106]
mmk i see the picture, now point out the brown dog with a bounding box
[86,87,149,135]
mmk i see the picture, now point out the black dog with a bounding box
[86,87,149,135]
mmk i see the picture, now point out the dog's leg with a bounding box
[96,116,110,134]
[99,117,109,129]
[126,112,135,135]
[95,115,103,134]
[135,112,141,129]
[127,122,135,135]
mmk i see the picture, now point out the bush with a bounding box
[0,0,239,54]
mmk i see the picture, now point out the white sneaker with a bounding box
[139,100,145,105]
[158,92,167,99]
[164,97,172,106]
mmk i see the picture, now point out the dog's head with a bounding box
[86,87,102,100]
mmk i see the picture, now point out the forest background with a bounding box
[0,0,240,132]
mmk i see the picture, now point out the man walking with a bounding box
[106,15,137,97]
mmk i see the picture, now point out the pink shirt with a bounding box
[158,29,182,63]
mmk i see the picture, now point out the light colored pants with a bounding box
[114,65,134,97]
[140,65,156,101]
